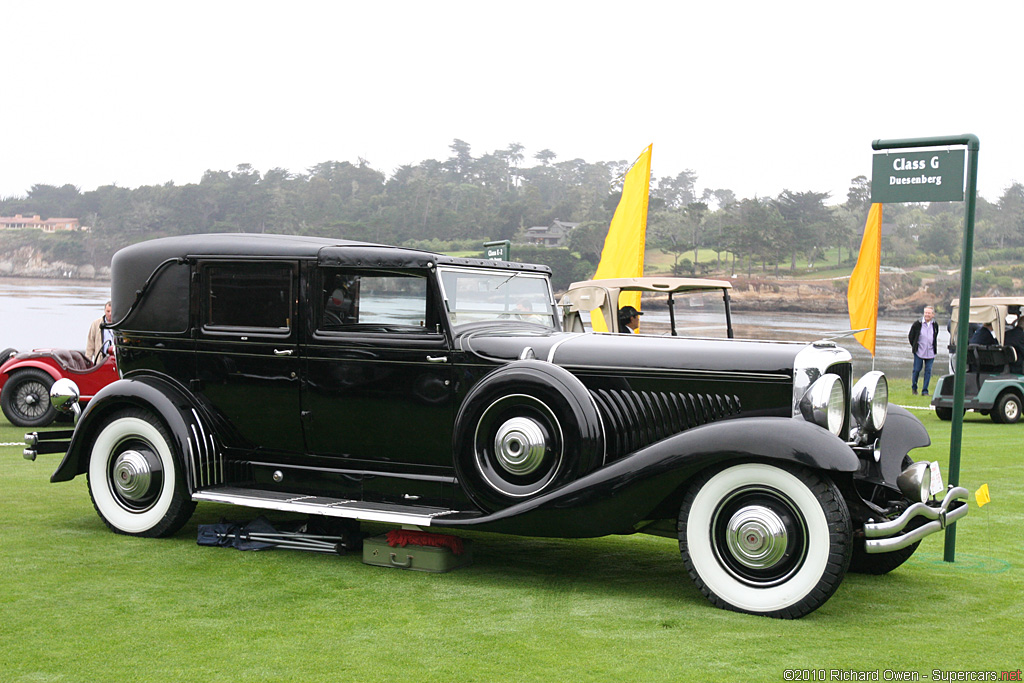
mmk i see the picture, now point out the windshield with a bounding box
[438,267,556,329]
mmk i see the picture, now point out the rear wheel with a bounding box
[678,462,851,619]
[86,408,195,537]
[1,368,56,427]
[991,393,1022,424]
[935,406,952,421]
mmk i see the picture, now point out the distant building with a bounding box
[524,220,579,248]
[0,214,81,232]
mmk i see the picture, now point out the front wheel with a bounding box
[678,462,852,619]
[86,408,195,537]
[848,540,920,574]
[991,393,1022,424]
[1,368,56,427]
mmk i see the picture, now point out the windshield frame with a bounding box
[436,265,559,330]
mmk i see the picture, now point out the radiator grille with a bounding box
[590,388,742,461]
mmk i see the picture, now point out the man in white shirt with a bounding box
[908,306,938,396]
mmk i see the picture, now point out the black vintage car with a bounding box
[26,234,968,619]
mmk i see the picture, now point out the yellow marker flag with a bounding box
[976,483,991,507]
[591,144,652,332]
[847,203,883,355]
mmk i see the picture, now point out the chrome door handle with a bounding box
[426,355,448,363]
[274,349,294,356]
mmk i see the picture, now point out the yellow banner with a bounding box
[591,144,652,332]
[847,203,882,355]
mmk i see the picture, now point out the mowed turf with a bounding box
[1,393,1020,682]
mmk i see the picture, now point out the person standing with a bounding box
[86,300,114,361]
[908,305,938,396]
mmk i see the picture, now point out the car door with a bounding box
[301,267,455,481]
[193,259,304,454]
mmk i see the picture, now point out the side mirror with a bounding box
[50,378,82,421]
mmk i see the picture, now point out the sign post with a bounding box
[871,134,979,563]
[483,240,511,261]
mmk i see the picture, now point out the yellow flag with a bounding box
[591,144,653,332]
[975,483,991,507]
[848,203,882,355]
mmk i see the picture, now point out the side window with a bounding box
[320,270,431,332]
[203,262,294,334]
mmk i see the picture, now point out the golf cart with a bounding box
[559,277,734,337]
[930,297,1024,423]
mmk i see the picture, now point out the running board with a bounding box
[193,486,466,527]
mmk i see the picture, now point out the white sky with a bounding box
[4,0,1021,206]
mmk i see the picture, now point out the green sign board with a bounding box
[483,240,510,261]
[870,150,965,203]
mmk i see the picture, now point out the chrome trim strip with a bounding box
[192,489,447,526]
[187,424,200,491]
[559,364,790,382]
[546,334,583,363]
[863,486,970,553]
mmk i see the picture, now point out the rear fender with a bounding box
[435,417,859,538]
[976,378,1024,407]
[50,375,221,492]
[1,359,62,384]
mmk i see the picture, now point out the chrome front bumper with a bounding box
[863,486,970,553]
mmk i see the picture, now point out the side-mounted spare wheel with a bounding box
[453,360,605,512]
[86,408,195,537]
[678,462,852,619]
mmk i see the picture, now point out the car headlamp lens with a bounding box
[897,461,932,503]
[851,371,888,433]
[800,374,846,436]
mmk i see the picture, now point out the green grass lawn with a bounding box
[1,403,1019,682]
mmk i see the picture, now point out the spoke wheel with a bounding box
[1,368,56,427]
[86,408,195,537]
[679,462,851,619]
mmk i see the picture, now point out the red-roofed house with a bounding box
[0,214,81,232]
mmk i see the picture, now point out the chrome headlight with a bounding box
[799,374,846,436]
[851,371,888,433]
[50,378,82,422]
[897,461,932,503]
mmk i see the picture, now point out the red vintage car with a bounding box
[0,348,118,427]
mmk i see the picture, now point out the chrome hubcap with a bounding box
[724,504,789,569]
[112,450,154,501]
[493,417,547,475]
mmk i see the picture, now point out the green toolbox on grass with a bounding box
[362,531,472,573]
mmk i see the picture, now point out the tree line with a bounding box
[2,139,1023,289]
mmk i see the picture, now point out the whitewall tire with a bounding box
[86,409,195,537]
[678,462,851,619]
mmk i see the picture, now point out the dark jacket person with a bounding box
[618,306,643,334]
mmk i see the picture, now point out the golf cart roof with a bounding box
[951,297,1024,309]
[949,298,1024,347]
[568,276,732,293]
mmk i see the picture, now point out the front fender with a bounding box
[51,375,219,490]
[876,404,931,484]
[435,417,859,538]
